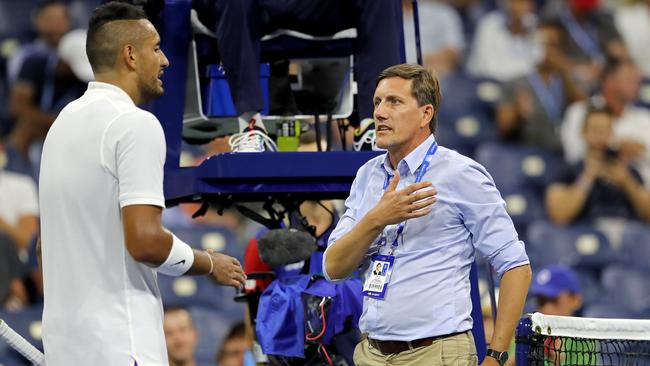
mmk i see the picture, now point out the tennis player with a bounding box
[38,3,246,365]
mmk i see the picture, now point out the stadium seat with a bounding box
[158,274,245,318]
[572,269,603,310]
[190,306,244,366]
[601,265,650,314]
[157,223,244,312]
[617,221,650,273]
[168,223,244,261]
[582,303,642,319]
[0,305,44,365]
[436,72,500,156]
[526,221,613,269]
[475,142,561,193]
[500,187,545,233]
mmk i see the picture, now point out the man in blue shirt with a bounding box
[323,64,532,366]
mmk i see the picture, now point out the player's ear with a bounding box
[122,44,138,70]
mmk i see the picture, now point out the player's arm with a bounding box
[122,204,245,287]
[324,171,436,280]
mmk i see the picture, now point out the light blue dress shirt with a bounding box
[323,134,529,341]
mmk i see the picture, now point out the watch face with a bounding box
[487,349,508,365]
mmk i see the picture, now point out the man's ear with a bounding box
[122,44,137,70]
[421,104,434,128]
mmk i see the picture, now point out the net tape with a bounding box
[519,313,650,366]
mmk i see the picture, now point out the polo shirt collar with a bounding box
[87,81,135,106]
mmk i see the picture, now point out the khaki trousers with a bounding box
[353,331,478,366]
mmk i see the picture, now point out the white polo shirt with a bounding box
[39,82,168,366]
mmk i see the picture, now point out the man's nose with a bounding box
[160,51,170,69]
[374,102,387,121]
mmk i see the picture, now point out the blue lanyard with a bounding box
[378,140,438,254]
[527,72,564,123]
[559,9,603,62]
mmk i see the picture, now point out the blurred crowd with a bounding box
[0,0,649,364]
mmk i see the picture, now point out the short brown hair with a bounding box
[376,64,442,134]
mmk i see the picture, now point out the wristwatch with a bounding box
[486,348,509,366]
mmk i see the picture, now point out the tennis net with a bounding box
[515,312,650,366]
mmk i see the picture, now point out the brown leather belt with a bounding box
[367,331,467,355]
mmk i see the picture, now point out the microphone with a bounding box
[257,228,317,267]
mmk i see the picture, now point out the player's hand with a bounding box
[206,250,247,288]
[369,170,437,227]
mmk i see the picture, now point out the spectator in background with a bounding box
[216,322,252,366]
[7,0,71,83]
[164,307,199,366]
[467,0,540,82]
[544,0,627,90]
[0,140,39,254]
[560,58,650,186]
[6,0,88,180]
[614,0,650,78]
[0,233,29,311]
[547,108,650,225]
[530,265,582,316]
[530,266,586,366]
[496,21,585,154]
[403,0,466,76]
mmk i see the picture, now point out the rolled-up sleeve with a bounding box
[454,162,529,278]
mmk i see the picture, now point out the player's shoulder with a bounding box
[111,108,163,133]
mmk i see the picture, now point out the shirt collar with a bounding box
[86,81,135,106]
[382,134,436,176]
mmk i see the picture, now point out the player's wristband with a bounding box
[156,234,194,276]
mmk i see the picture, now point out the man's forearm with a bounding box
[490,264,532,352]
[325,213,385,280]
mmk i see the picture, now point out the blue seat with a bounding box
[526,221,613,269]
[601,265,650,314]
[573,269,603,309]
[500,187,545,232]
[437,73,500,156]
[168,223,244,261]
[582,303,642,319]
[0,305,44,365]
[189,306,244,365]
[159,275,245,317]
[475,142,560,193]
[617,221,650,272]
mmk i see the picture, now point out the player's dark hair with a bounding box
[86,1,147,73]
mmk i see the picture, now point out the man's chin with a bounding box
[375,139,389,150]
